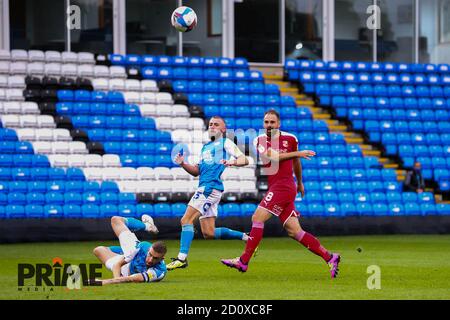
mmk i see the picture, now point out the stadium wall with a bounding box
[1,217,450,243]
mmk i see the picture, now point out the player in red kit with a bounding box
[221,110,341,278]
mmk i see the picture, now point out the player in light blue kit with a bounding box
[93,215,167,285]
[167,116,250,270]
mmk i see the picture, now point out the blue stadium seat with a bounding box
[82,204,101,218]
[63,205,82,218]
[100,204,119,218]
[153,203,171,217]
[136,204,154,218]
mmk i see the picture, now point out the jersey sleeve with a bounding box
[224,138,244,159]
[141,267,166,283]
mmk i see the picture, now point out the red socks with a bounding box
[240,222,264,264]
[295,230,332,262]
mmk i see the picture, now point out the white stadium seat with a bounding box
[92,78,109,91]
[53,128,72,141]
[78,52,95,64]
[52,141,71,154]
[109,79,126,91]
[9,62,27,75]
[188,143,204,156]
[45,63,62,76]
[239,168,257,181]
[171,180,191,193]
[84,154,103,167]
[136,167,155,180]
[69,141,88,154]
[0,89,5,101]
[6,89,25,101]
[125,79,141,92]
[155,117,172,130]
[154,167,173,180]
[48,154,69,167]
[222,168,241,181]
[35,129,54,141]
[0,50,11,61]
[189,118,205,130]
[110,66,127,78]
[1,115,20,127]
[45,51,62,63]
[85,168,104,181]
[240,181,258,194]
[0,75,7,87]
[135,180,155,193]
[7,76,26,89]
[141,80,158,92]
[140,92,157,104]
[156,92,173,105]
[27,62,45,76]
[78,64,95,77]
[155,105,172,117]
[0,62,9,74]
[223,180,241,193]
[171,167,191,180]
[171,129,191,143]
[37,115,56,128]
[172,104,190,117]
[61,64,78,77]
[21,102,40,114]
[20,115,38,127]
[172,117,190,130]
[119,167,138,180]
[68,154,86,167]
[62,51,79,64]
[3,101,22,114]
[117,181,138,193]
[123,92,141,104]
[16,128,35,141]
[32,141,52,154]
[138,104,157,117]
[11,50,28,61]
[102,154,121,167]
[28,50,45,62]
[94,65,110,78]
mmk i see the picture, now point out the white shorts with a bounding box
[188,187,222,220]
[104,230,140,277]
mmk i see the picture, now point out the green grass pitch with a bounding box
[1,235,450,300]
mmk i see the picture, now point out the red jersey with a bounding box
[254,131,298,188]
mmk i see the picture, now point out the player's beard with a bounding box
[266,128,279,139]
[210,130,225,141]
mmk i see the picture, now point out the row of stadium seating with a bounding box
[0,202,262,219]
[173,80,281,94]
[0,50,96,64]
[295,202,450,216]
[325,96,450,109]
[287,59,450,195]
[314,84,450,98]
[285,59,450,74]
[0,62,127,78]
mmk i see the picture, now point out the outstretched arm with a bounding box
[174,153,200,177]
[265,148,316,163]
[100,273,145,285]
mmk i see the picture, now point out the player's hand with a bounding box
[174,153,184,165]
[297,150,316,160]
[297,182,305,198]
[220,159,236,167]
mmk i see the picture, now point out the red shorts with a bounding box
[258,184,299,226]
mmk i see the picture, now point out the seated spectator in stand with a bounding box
[404,162,425,193]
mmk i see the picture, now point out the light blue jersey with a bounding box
[197,137,244,197]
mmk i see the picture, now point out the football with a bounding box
[171,6,198,32]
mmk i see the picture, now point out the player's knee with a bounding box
[203,232,215,240]
[111,216,123,226]
[93,246,105,257]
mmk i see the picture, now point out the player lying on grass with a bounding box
[221,110,341,279]
[93,215,167,285]
[167,116,251,271]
